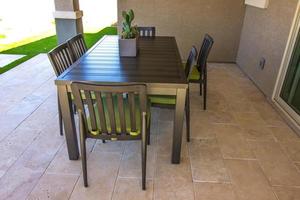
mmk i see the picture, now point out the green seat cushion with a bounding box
[86,95,150,136]
[148,95,176,105]
[182,64,200,81]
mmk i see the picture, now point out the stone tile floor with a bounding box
[0,54,299,200]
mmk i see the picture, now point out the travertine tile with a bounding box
[156,121,189,158]
[112,178,153,200]
[0,127,40,178]
[280,141,300,162]
[227,100,257,113]
[215,124,255,159]
[254,102,286,127]
[1,60,299,199]
[191,121,217,139]
[270,126,300,142]
[70,152,121,200]
[194,182,237,200]
[295,162,300,171]
[0,165,43,200]
[242,124,276,141]
[154,156,194,200]
[249,140,300,186]
[233,112,267,127]
[93,140,125,153]
[189,139,229,182]
[119,141,156,179]
[27,173,78,200]
[190,109,236,124]
[225,159,277,200]
[47,139,96,175]
[273,186,300,200]
[158,108,174,122]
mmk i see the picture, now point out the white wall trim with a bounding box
[53,10,83,19]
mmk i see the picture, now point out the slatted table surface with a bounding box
[56,35,187,87]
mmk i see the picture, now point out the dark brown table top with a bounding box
[55,35,187,88]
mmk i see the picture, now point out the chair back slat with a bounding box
[84,90,98,131]
[67,34,87,60]
[95,92,108,133]
[184,46,198,78]
[117,93,126,133]
[197,34,214,70]
[71,83,147,139]
[137,27,156,37]
[48,42,75,77]
[106,93,117,134]
[128,92,136,132]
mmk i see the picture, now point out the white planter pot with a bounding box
[119,37,137,57]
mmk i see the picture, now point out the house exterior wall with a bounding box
[117,0,245,62]
[237,0,298,97]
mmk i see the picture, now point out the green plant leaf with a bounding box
[128,9,134,22]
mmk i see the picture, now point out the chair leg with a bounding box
[147,116,151,145]
[186,89,190,142]
[141,114,147,190]
[199,68,203,96]
[142,137,147,190]
[80,134,88,187]
[58,95,63,136]
[203,71,207,110]
[199,79,203,96]
[79,112,88,187]
[73,104,77,114]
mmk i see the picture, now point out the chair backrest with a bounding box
[47,42,75,77]
[184,46,198,78]
[197,34,214,70]
[67,34,87,60]
[137,27,156,37]
[71,82,147,138]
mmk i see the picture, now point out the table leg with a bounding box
[58,85,79,160]
[172,88,187,164]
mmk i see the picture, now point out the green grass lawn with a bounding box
[0,26,117,74]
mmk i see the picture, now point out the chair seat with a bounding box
[148,63,199,106]
[148,95,176,105]
[87,95,150,136]
[183,64,200,81]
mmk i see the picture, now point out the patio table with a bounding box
[55,35,188,164]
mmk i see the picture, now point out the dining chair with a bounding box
[189,34,214,110]
[148,46,198,142]
[71,82,149,190]
[48,42,75,136]
[67,33,87,60]
[137,27,156,37]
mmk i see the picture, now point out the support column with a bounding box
[53,0,83,44]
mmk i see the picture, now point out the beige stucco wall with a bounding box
[237,0,298,97]
[118,0,245,62]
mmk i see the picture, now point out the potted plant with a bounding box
[119,9,139,57]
